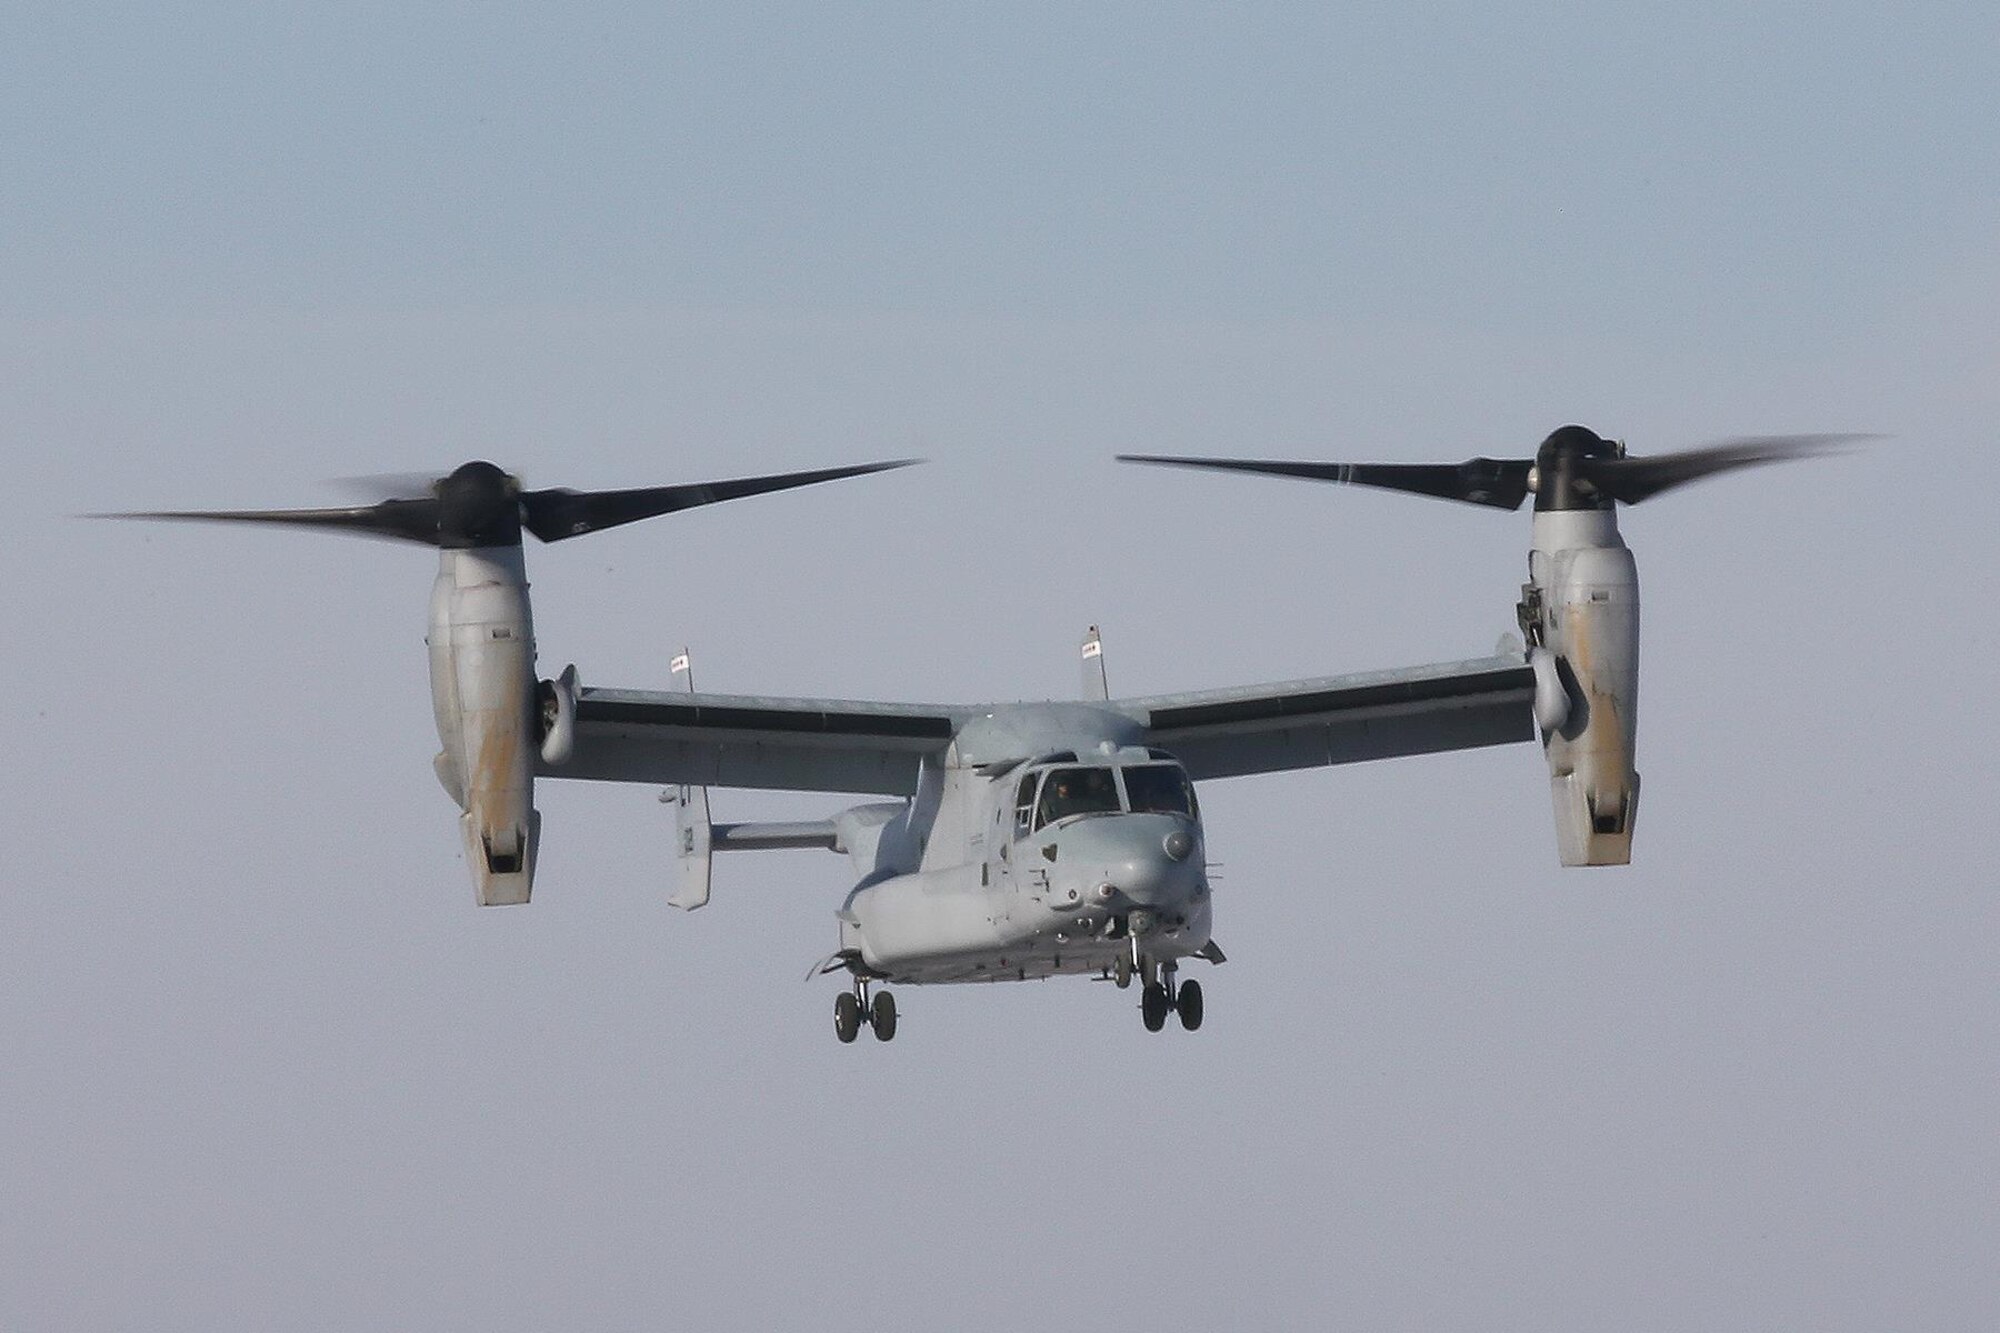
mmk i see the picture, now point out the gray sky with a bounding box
[4,5,1997,1329]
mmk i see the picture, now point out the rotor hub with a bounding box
[1533,426,1621,513]
[435,460,524,548]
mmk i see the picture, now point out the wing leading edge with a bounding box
[1122,654,1536,780]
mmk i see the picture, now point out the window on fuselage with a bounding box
[1122,764,1196,818]
[1033,766,1121,830]
[1014,772,1040,833]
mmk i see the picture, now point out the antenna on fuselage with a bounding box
[1080,626,1109,702]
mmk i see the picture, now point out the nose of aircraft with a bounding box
[1052,814,1203,909]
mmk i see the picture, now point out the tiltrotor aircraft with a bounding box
[107,427,1846,1042]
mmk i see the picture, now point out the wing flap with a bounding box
[1129,654,1536,780]
[546,687,966,795]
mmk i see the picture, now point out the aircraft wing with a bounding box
[1119,653,1536,780]
[543,687,973,796]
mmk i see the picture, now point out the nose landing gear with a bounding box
[833,977,898,1044]
[1134,950,1204,1034]
[1175,977,1203,1031]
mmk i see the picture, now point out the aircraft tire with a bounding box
[1176,978,1204,1031]
[1113,952,1133,989]
[870,989,898,1042]
[1141,983,1170,1032]
[834,991,862,1044]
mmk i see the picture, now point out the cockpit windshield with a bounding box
[1025,762,1197,832]
[1123,764,1196,818]
[1034,767,1121,828]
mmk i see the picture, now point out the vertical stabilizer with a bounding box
[665,649,714,909]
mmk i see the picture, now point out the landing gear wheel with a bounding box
[1113,951,1133,990]
[833,991,861,1044]
[870,989,898,1042]
[1176,977,1204,1031]
[1141,983,1170,1032]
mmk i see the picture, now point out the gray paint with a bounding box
[9,7,1997,1329]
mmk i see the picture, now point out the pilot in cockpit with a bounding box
[1035,767,1120,827]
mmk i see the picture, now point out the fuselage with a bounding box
[830,718,1213,985]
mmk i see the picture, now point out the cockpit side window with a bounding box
[1014,772,1040,833]
[1122,764,1196,818]
[1034,766,1121,829]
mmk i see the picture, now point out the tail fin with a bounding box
[665,649,713,910]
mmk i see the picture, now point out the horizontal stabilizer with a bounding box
[712,821,841,852]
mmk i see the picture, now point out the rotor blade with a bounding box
[1583,434,1869,505]
[87,498,443,545]
[325,472,445,503]
[1118,454,1532,510]
[519,458,921,542]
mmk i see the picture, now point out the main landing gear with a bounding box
[1126,942,1202,1034]
[834,977,897,1044]
[1141,976,1202,1032]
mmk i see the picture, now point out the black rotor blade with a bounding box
[325,472,446,503]
[1582,434,1868,505]
[88,498,443,545]
[1118,454,1533,510]
[519,458,921,542]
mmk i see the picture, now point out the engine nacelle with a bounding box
[1524,509,1639,866]
[428,546,541,905]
